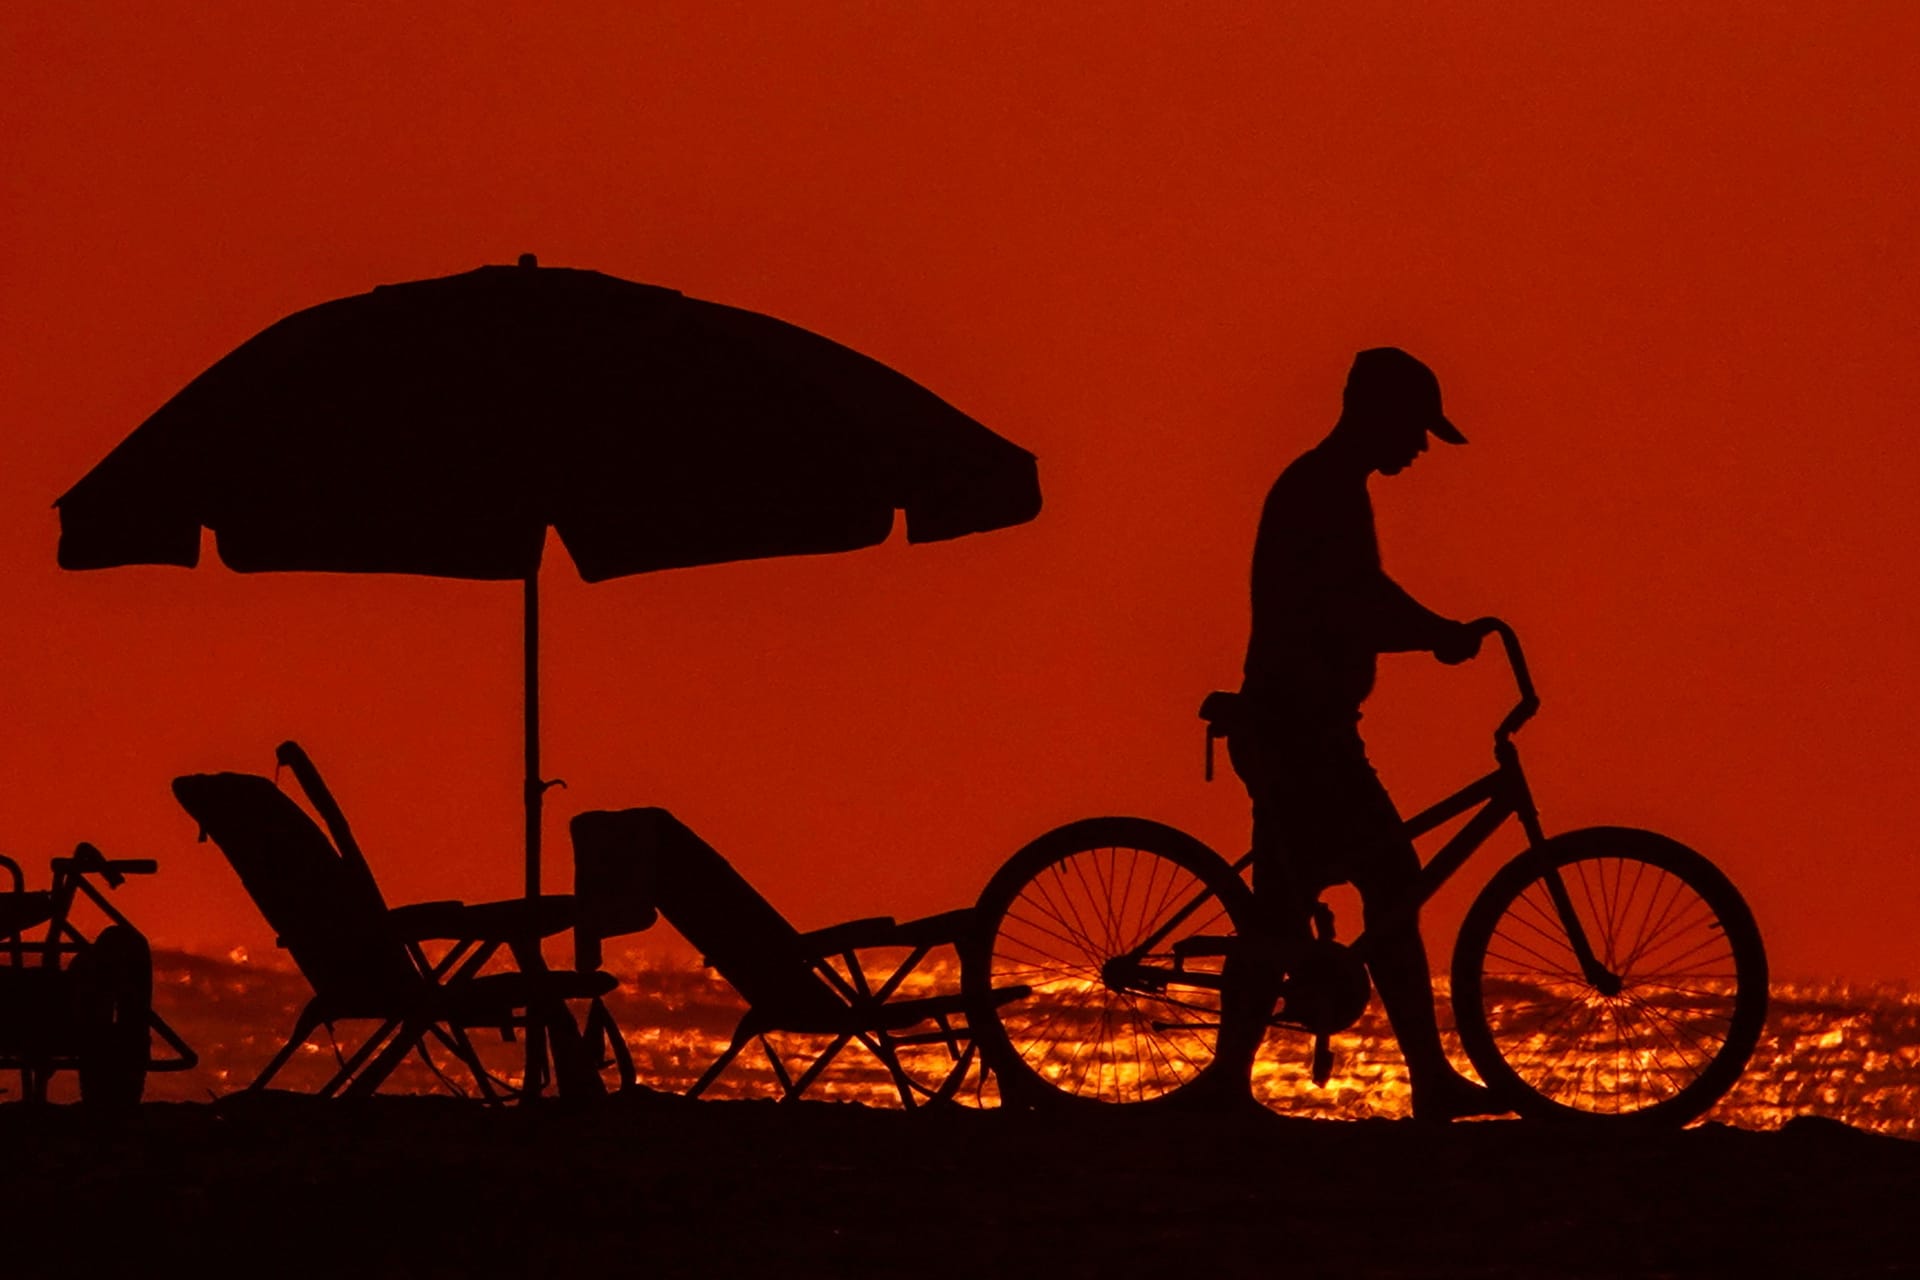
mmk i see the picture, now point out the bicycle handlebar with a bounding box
[51,842,158,888]
[1469,617,1539,743]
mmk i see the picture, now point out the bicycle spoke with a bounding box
[1001,908,1103,973]
[1620,865,1670,972]
[1628,911,1726,975]
[1049,862,1111,962]
[1621,870,1691,974]
[1018,878,1104,959]
[1634,932,1734,983]
[997,912,1101,970]
[1505,888,1585,962]
[1087,847,1120,958]
[1631,977,1736,1002]
[1065,855,1116,958]
[1627,988,1728,1059]
[1573,859,1610,972]
[1116,846,1142,957]
[1136,849,1174,940]
[1615,997,1702,1098]
[1485,926,1585,980]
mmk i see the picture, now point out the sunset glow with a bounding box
[6,4,1919,994]
[79,947,1916,1141]
[4,5,1918,1152]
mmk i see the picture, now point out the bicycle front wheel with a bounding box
[1452,826,1767,1125]
[964,817,1256,1107]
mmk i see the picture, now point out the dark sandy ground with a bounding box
[2,1092,1915,1278]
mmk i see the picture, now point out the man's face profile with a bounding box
[1338,348,1456,476]
[1366,412,1431,476]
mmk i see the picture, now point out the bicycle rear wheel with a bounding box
[964,817,1255,1107]
[1452,826,1767,1125]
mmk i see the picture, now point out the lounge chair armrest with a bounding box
[384,900,468,938]
[797,915,899,954]
[890,907,976,949]
[389,895,578,941]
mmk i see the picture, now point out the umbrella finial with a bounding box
[518,253,538,268]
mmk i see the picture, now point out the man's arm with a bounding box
[1342,573,1483,661]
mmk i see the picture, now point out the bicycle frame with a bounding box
[1126,621,1621,999]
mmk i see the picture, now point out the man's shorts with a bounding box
[1224,712,1418,914]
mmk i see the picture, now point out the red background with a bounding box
[5,3,1916,982]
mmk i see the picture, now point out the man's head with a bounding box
[1337,347,1466,475]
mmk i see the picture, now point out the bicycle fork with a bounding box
[1497,741,1621,996]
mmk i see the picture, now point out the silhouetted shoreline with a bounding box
[4,1093,1913,1277]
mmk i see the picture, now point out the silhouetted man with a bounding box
[1220,347,1495,1121]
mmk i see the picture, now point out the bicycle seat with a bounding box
[1198,690,1242,733]
[1199,691,1244,780]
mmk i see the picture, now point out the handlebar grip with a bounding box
[51,845,158,887]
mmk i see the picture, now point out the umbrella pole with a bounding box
[523,570,548,1098]
[524,571,542,901]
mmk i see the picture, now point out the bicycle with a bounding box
[0,843,197,1104]
[961,621,1768,1124]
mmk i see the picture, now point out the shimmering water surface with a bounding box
[94,946,1919,1138]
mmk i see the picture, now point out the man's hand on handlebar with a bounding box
[1434,617,1496,666]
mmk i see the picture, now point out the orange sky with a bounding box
[4,3,1917,983]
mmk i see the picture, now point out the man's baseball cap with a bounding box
[1343,347,1467,444]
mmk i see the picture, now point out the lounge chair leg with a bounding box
[317,1016,413,1098]
[584,998,635,1090]
[688,1022,753,1099]
[762,1034,797,1097]
[423,1024,499,1101]
[440,1025,503,1102]
[251,1004,325,1092]
[924,1040,979,1107]
[858,1031,921,1109]
[344,1018,428,1097]
[786,1033,853,1102]
[545,1003,608,1100]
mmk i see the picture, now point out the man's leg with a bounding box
[1209,729,1310,1107]
[1345,784,1495,1120]
[1203,794,1283,1104]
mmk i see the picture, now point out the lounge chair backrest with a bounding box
[273,741,385,915]
[569,810,659,971]
[570,808,842,1021]
[172,772,420,1004]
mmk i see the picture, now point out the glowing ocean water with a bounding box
[109,948,1920,1137]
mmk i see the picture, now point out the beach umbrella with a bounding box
[56,256,1043,902]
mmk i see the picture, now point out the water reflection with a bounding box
[88,947,1920,1138]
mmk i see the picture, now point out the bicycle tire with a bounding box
[963,817,1256,1108]
[1451,826,1767,1125]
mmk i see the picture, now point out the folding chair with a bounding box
[172,742,629,1100]
[570,806,1028,1106]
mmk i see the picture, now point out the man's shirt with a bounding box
[1242,443,1452,717]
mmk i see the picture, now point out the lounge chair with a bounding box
[570,807,1028,1106]
[172,742,628,1100]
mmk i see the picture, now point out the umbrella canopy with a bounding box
[58,259,1040,580]
[57,257,1042,1099]
[57,258,1041,906]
